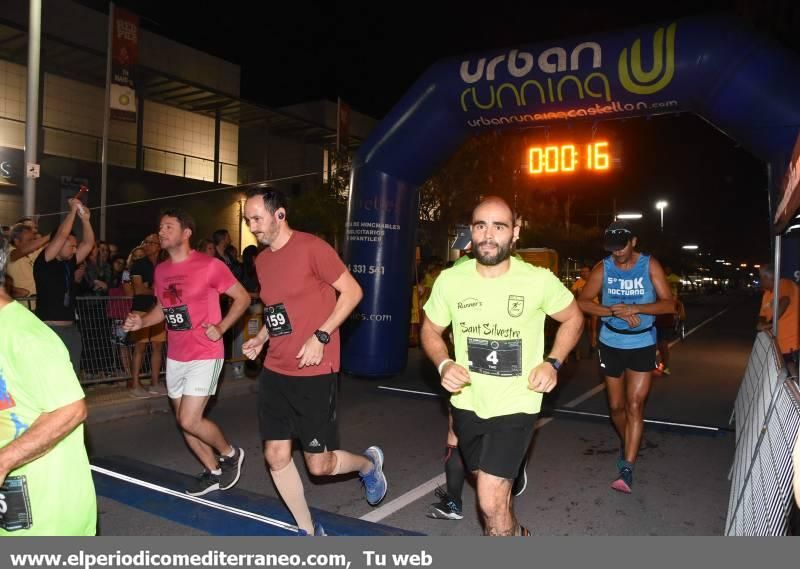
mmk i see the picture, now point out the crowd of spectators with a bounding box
[1,219,259,397]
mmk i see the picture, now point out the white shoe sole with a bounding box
[365,446,388,505]
[185,482,220,497]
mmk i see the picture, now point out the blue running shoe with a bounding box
[360,446,388,506]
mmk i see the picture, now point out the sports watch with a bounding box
[314,330,331,344]
[545,357,561,371]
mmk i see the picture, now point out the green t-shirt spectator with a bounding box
[424,257,573,418]
[0,301,96,536]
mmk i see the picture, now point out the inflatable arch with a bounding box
[341,15,800,376]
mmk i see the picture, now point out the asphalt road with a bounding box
[87,291,760,536]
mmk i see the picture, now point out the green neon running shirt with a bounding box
[0,301,96,536]
[424,257,573,418]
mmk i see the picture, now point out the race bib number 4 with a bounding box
[0,475,33,531]
[264,303,292,337]
[163,305,192,331]
[467,337,522,377]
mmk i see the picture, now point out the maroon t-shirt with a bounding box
[255,231,347,376]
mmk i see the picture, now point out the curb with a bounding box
[86,374,259,425]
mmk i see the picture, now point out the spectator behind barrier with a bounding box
[33,198,95,377]
[127,234,166,398]
[7,221,50,299]
[197,239,216,257]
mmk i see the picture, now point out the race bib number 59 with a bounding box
[264,303,292,337]
[467,337,522,377]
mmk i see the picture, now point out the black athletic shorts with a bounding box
[597,342,657,378]
[451,406,538,479]
[257,368,340,453]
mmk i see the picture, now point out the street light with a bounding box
[682,244,699,250]
[616,212,642,220]
[655,200,668,232]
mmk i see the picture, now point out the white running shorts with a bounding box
[166,358,224,399]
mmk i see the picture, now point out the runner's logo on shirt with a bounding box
[457,298,483,310]
[507,295,524,318]
[164,283,184,305]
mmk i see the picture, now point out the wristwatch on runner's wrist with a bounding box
[545,357,561,371]
[314,329,331,344]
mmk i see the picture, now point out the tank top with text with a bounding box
[599,254,656,349]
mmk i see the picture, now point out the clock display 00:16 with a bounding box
[528,141,610,174]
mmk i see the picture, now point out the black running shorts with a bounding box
[451,406,538,479]
[257,369,340,453]
[597,342,657,378]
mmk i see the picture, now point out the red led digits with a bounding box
[527,141,611,174]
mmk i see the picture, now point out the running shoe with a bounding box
[519,525,532,536]
[661,367,672,376]
[148,383,168,396]
[512,462,528,497]
[611,466,633,494]
[360,446,388,506]
[186,471,221,496]
[297,522,327,536]
[426,486,463,520]
[128,386,152,399]
[218,446,245,490]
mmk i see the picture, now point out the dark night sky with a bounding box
[79,0,798,265]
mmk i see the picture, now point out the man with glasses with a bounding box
[577,221,674,494]
[33,199,95,376]
[128,234,167,398]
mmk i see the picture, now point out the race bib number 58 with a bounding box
[163,305,192,331]
[467,337,522,377]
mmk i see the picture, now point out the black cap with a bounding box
[603,221,635,252]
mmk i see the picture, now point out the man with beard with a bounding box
[123,209,250,496]
[577,222,673,494]
[241,187,387,537]
[421,196,583,535]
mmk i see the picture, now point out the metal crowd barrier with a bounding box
[74,295,165,386]
[15,296,262,387]
[726,330,800,535]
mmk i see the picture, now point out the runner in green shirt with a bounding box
[422,196,583,536]
[0,234,97,536]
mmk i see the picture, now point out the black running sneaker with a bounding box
[426,486,464,520]
[186,471,221,496]
[218,446,245,490]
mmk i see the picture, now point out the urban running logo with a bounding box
[458,22,678,113]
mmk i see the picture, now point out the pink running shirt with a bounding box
[154,250,238,361]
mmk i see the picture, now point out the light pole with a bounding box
[655,200,668,232]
